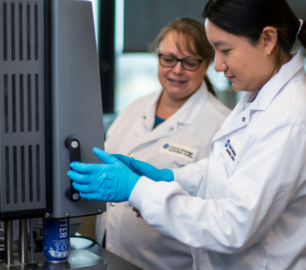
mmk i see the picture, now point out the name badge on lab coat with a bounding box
[221,135,243,169]
[160,143,198,161]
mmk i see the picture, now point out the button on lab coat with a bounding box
[130,52,306,270]
[96,82,230,270]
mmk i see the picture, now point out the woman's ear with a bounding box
[260,26,278,55]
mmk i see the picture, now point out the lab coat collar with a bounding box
[211,51,304,143]
[175,81,209,125]
[247,51,304,112]
[141,91,162,131]
[142,81,209,130]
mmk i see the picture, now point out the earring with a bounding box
[268,51,271,58]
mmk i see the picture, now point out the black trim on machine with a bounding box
[43,0,53,215]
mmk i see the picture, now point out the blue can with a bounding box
[43,218,70,262]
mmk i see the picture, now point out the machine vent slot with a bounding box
[2,1,40,62]
[3,74,41,133]
[21,146,25,203]
[27,74,32,132]
[4,145,42,206]
[3,73,40,134]
[4,75,9,133]
[19,2,23,61]
[34,3,38,60]
[11,2,15,61]
[3,2,7,61]
[12,74,16,133]
[36,145,40,201]
[5,147,10,204]
[35,74,39,131]
[28,145,33,202]
[13,146,17,203]
[20,74,24,132]
[27,2,31,61]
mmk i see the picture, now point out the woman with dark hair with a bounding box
[69,0,306,269]
[96,18,230,270]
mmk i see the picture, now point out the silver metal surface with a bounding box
[18,220,27,264]
[4,221,13,265]
[29,220,34,264]
[0,250,108,270]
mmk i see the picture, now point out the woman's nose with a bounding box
[214,54,227,72]
[172,61,184,74]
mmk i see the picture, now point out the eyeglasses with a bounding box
[158,53,204,71]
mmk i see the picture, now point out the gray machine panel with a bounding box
[0,0,46,214]
[51,0,106,218]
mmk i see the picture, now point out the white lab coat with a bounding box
[130,51,306,270]
[96,82,230,270]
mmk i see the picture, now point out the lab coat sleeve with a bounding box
[172,158,208,196]
[129,118,306,253]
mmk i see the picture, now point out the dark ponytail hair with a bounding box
[202,0,306,66]
[151,17,217,96]
[204,75,215,96]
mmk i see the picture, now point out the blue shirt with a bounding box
[153,115,165,129]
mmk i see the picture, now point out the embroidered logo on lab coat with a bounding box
[163,144,170,149]
[160,143,198,161]
[221,135,243,169]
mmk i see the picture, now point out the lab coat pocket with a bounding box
[160,143,199,168]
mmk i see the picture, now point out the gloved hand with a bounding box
[109,154,142,175]
[113,154,174,182]
[67,148,140,202]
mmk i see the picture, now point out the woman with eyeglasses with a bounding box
[95,18,230,270]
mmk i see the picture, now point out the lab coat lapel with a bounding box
[116,91,160,155]
[125,81,209,154]
[211,51,304,143]
[118,90,179,155]
[141,117,179,145]
[174,81,209,125]
[211,91,254,143]
[138,82,209,146]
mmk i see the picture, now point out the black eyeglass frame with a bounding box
[158,53,205,71]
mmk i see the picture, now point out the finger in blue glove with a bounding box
[67,148,140,202]
[129,157,174,182]
[112,154,174,182]
[112,154,142,176]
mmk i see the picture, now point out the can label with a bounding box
[43,218,70,262]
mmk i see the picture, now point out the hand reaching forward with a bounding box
[113,154,174,182]
[67,148,140,202]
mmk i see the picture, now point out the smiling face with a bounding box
[205,19,278,92]
[157,31,208,101]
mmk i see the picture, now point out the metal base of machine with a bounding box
[0,250,108,270]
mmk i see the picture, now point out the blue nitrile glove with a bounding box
[67,148,140,202]
[113,154,174,182]
[110,154,142,175]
